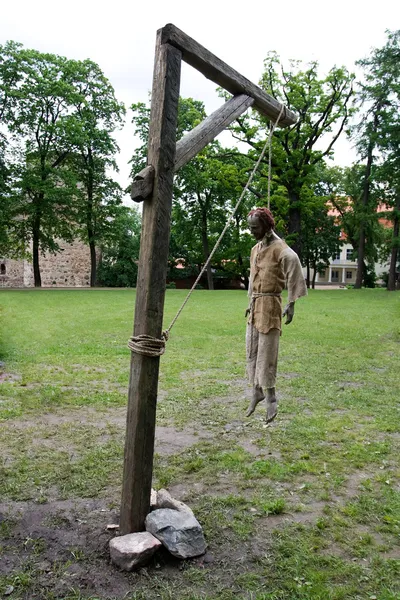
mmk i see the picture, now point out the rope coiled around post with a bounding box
[128,331,169,357]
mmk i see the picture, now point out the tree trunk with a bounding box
[387,195,400,292]
[288,190,302,260]
[311,263,317,289]
[86,149,97,287]
[32,200,41,287]
[237,253,249,289]
[200,205,213,290]
[235,215,248,288]
[89,240,97,287]
[306,258,310,288]
[355,113,379,289]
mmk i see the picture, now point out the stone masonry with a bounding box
[0,239,93,288]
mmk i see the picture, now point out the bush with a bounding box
[363,266,377,288]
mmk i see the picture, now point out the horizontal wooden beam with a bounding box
[160,24,297,128]
[174,94,254,172]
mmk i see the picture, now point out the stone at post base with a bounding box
[154,488,194,515]
[145,508,206,559]
[109,532,162,571]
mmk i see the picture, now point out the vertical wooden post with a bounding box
[120,32,182,534]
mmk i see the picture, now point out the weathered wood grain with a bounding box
[174,94,254,172]
[120,36,182,535]
[160,24,297,127]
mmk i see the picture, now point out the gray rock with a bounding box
[109,532,162,571]
[155,488,194,516]
[145,508,206,559]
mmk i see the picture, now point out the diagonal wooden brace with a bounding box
[131,94,255,201]
[174,94,254,171]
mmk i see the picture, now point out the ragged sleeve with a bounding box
[280,247,307,303]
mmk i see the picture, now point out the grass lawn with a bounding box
[0,287,399,600]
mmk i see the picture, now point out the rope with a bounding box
[128,331,169,357]
[267,121,273,210]
[129,105,285,357]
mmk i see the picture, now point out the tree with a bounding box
[371,31,400,291]
[353,30,400,288]
[2,46,85,286]
[0,41,26,258]
[301,186,342,289]
[319,164,386,286]
[96,206,141,287]
[67,59,125,286]
[227,54,354,260]
[377,159,400,291]
[1,43,125,287]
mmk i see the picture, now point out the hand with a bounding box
[282,302,295,325]
[245,307,251,318]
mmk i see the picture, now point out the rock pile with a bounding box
[109,489,206,571]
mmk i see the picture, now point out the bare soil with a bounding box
[1,400,396,599]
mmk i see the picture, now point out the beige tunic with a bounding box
[248,238,307,334]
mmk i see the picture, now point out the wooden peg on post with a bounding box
[130,165,155,203]
[119,32,182,535]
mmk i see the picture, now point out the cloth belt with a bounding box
[249,292,281,320]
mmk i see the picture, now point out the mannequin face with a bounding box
[248,215,270,241]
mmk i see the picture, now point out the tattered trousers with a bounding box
[246,324,280,390]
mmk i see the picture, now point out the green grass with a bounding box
[0,288,399,600]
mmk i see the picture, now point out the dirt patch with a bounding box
[0,499,138,598]
[0,496,270,600]
[155,426,213,456]
[238,439,282,460]
[3,404,215,462]
[343,470,371,497]
[0,372,21,384]
[257,501,326,530]
[3,406,126,429]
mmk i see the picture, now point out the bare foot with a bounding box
[266,398,278,423]
[246,388,265,417]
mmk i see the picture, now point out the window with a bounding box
[331,270,339,280]
[0,264,5,275]
[333,252,341,261]
[346,271,353,279]
[346,249,354,260]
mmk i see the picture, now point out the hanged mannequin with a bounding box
[245,207,307,422]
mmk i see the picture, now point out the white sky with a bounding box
[2,0,399,203]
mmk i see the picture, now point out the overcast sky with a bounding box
[2,0,399,202]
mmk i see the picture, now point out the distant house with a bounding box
[313,243,359,285]
[304,203,392,286]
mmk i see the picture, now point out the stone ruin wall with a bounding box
[0,259,25,288]
[0,240,92,288]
